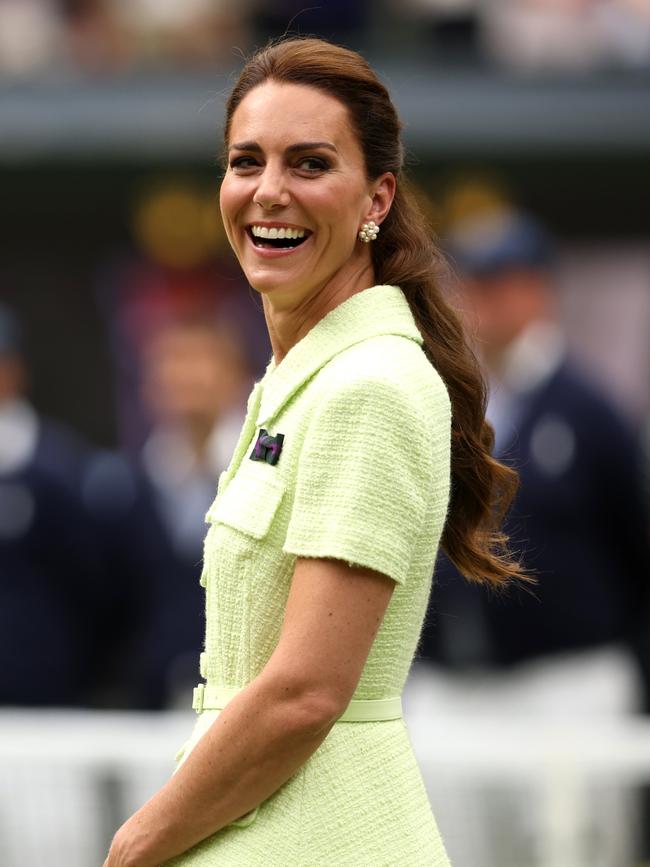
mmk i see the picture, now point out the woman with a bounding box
[104,36,527,867]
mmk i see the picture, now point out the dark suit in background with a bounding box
[421,354,650,681]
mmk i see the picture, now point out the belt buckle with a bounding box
[193,682,205,713]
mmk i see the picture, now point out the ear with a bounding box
[363,172,396,226]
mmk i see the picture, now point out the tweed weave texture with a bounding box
[165,285,452,866]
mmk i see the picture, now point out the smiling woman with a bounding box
[104,37,528,867]
[219,80,395,323]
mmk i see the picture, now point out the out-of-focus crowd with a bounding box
[0,179,271,711]
[0,0,649,78]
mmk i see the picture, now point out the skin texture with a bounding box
[104,81,399,867]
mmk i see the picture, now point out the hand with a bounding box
[102,821,161,867]
[102,849,161,867]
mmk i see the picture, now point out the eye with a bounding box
[229,156,259,172]
[296,156,329,173]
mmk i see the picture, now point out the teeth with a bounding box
[250,226,307,239]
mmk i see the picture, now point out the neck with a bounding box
[262,260,376,365]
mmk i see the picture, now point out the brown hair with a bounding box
[224,37,530,588]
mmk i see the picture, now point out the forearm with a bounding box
[108,676,337,865]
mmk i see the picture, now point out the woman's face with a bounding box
[220,81,382,307]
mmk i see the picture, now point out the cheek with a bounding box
[314,189,365,248]
[219,176,244,227]
[218,180,231,219]
[311,177,366,220]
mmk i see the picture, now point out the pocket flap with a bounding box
[205,471,285,539]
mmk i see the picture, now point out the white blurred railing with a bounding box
[1,708,650,867]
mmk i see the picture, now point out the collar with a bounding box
[257,284,423,426]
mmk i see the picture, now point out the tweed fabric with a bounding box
[165,285,452,866]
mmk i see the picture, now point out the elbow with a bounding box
[264,676,348,735]
[294,691,346,734]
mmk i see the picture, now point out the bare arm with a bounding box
[104,557,396,867]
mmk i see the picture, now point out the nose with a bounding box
[253,163,290,210]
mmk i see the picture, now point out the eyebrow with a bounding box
[228,140,338,154]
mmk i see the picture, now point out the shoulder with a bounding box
[299,336,451,477]
[316,334,450,416]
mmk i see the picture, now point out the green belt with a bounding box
[192,683,402,722]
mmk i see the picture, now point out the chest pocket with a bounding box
[206,465,285,540]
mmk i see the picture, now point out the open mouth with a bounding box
[247,225,311,250]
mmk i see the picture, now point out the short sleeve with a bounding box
[283,376,434,585]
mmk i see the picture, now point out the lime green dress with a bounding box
[166,285,452,866]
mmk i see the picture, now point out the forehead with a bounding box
[228,81,361,154]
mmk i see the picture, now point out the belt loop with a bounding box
[193,682,205,713]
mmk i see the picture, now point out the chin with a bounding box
[243,266,304,298]
[244,273,284,295]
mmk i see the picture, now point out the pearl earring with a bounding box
[358,220,379,243]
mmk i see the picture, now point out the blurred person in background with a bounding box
[0,302,198,859]
[140,317,251,558]
[0,0,63,76]
[0,0,249,77]
[413,202,650,864]
[61,0,131,74]
[132,316,252,707]
[98,179,269,453]
[79,441,186,710]
[480,0,650,71]
[0,301,210,711]
[419,203,650,706]
[0,302,104,705]
[113,0,248,70]
[79,317,252,711]
[78,316,253,710]
[93,180,269,708]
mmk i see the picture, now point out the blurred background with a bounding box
[1,2,649,865]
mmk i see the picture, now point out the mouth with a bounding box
[246,224,312,251]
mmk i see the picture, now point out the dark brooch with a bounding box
[250,429,284,466]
